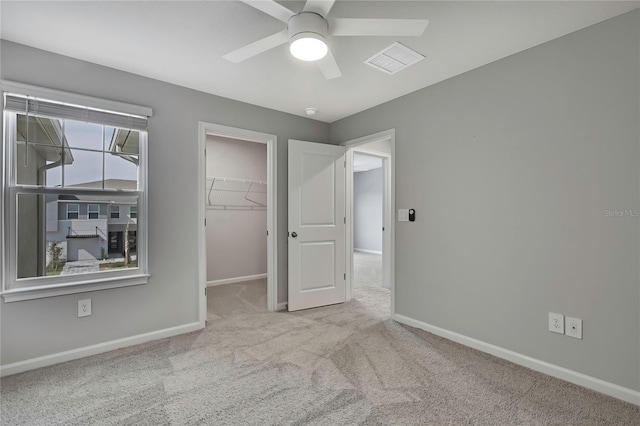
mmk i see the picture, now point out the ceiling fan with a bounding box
[223,0,429,79]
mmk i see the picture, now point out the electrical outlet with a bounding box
[548,312,564,334]
[78,299,92,318]
[565,316,582,339]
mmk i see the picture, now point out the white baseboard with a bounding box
[0,321,202,377]
[354,248,382,255]
[277,302,288,311]
[393,314,640,406]
[207,273,267,287]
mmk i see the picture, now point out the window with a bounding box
[88,204,99,219]
[67,204,79,220]
[110,205,120,219]
[2,84,151,301]
[129,205,137,219]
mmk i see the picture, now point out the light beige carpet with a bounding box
[353,251,384,289]
[1,280,638,425]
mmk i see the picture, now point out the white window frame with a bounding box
[1,80,152,302]
[67,203,80,220]
[88,204,99,219]
[110,205,120,219]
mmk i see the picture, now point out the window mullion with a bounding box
[61,119,65,188]
[102,125,105,190]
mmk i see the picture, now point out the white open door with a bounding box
[288,140,346,311]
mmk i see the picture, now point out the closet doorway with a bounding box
[197,122,277,325]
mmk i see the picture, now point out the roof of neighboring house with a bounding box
[17,115,74,164]
[57,179,138,203]
[57,196,137,204]
[109,129,139,165]
[68,179,137,191]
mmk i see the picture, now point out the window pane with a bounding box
[110,205,120,218]
[16,193,47,278]
[15,144,64,187]
[105,153,138,190]
[16,114,63,147]
[64,149,104,189]
[88,204,99,219]
[108,127,139,155]
[67,204,79,220]
[64,120,104,151]
[16,193,139,279]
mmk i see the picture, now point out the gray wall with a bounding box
[0,40,329,365]
[332,11,640,391]
[354,167,383,253]
[206,135,267,281]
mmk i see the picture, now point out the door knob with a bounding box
[291,232,298,238]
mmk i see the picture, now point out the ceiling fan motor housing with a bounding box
[288,12,329,43]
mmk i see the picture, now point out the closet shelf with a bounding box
[206,176,267,210]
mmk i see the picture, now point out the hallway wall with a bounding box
[354,167,383,253]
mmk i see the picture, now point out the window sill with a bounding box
[1,274,150,302]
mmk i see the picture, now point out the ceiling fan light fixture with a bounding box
[288,12,329,62]
[290,32,327,61]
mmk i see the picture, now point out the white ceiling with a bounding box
[1,1,638,123]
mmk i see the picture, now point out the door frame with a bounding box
[197,122,278,326]
[342,129,396,316]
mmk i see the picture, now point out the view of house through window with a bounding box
[8,104,143,282]
[88,204,99,219]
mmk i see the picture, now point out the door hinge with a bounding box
[205,287,207,295]
[344,217,346,224]
[267,230,269,236]
[205,218,207,226]
[344,273,346,280]
[382,227,385,231]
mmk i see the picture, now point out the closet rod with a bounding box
[207,176,267,208]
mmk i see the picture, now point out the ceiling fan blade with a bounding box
[303,0,336,17]
[223,30,289,63]
[317,49,342,80]
[240,0,295,23]
[329,18,429,36]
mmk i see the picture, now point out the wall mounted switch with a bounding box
[398,209,409,222]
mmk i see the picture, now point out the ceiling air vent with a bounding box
[364,42,425,75]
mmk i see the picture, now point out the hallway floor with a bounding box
[353,251,384,288]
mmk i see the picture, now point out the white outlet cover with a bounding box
[398,209,409,222]
[565,316,582,339]
[78,299,92,318]
[548,312,564,334]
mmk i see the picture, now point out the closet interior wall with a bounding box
[206,135,267,284]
